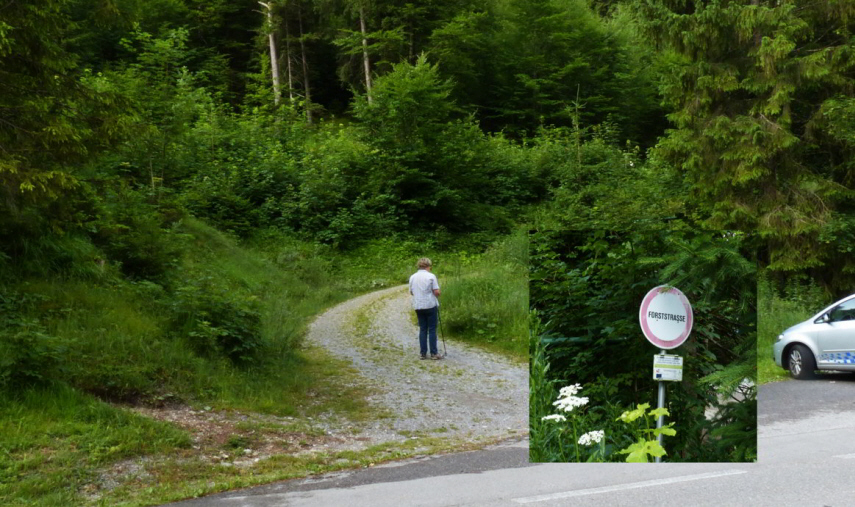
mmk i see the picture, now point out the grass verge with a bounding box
[0,386,190,506]
[439,229,528,361]
[757,279,819,384]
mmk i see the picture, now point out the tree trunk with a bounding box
[298,5,313,123]
[409,28,414,63]
[260,2,281,106]
[752,0,761,48]
[360,6,372,103]
[284,17,295,105]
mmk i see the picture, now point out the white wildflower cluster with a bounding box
[559,383,582,397]
[541,414,567,423]
[553,383,589,413]
[577,430,605,446]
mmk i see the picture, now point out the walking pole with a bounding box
[437,305,448,357]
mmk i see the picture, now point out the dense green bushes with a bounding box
[172,57,542,247]
[2,214,527,406]
[0,219,328,403]
[0,291,66,390]
[89,186,186,282]
[170,275,264,365]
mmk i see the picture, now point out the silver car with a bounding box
[773,294,855,379]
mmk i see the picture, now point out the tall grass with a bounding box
[8,219,362,409]
[440,229,528,360]
[529,311,556,461]
[757,275,826,384]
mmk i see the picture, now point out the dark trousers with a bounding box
[415,306,438,356]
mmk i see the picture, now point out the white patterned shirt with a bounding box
[409,269,440,310]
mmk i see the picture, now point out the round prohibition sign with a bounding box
[639,286,693,349]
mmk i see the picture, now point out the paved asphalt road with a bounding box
[169,373,855,507]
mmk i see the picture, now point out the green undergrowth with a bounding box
[758,301,807,384]
[757,275,828,384]
[5,218,367,411]
[0,219,384,504]
[439,230,528,361]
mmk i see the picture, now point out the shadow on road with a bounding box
[802,371,855,382]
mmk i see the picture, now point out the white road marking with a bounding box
[834,453,855,459]
[512,469,748,504]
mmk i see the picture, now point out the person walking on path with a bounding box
[409,257,442,360]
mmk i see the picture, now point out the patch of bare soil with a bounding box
[87,405,381,498]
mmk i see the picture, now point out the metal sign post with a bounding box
[656,359,666,463]
[651,351,683,462]
[639,286,693,464]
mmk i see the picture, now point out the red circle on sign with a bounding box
[639,286,693,349]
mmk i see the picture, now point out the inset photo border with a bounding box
[529,228,757,463]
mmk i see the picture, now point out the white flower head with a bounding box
[541,414,567,422]
[558,383,583,397]
[551,383,588,413]
[553,395,589,412]
[578,430,605,446]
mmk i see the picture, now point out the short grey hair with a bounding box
[417,257,432,269]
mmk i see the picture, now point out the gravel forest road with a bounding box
[305,284,528,447]
[161,285,528,507]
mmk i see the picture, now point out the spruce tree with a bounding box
[0,0,124,228]
[635,0,855,283]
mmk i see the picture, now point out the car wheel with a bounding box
[788,344,816,380]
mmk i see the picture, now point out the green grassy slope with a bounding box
[0,220,527,505]
[0,219,376,505]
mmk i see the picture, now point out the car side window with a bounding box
[828,299,855,322]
